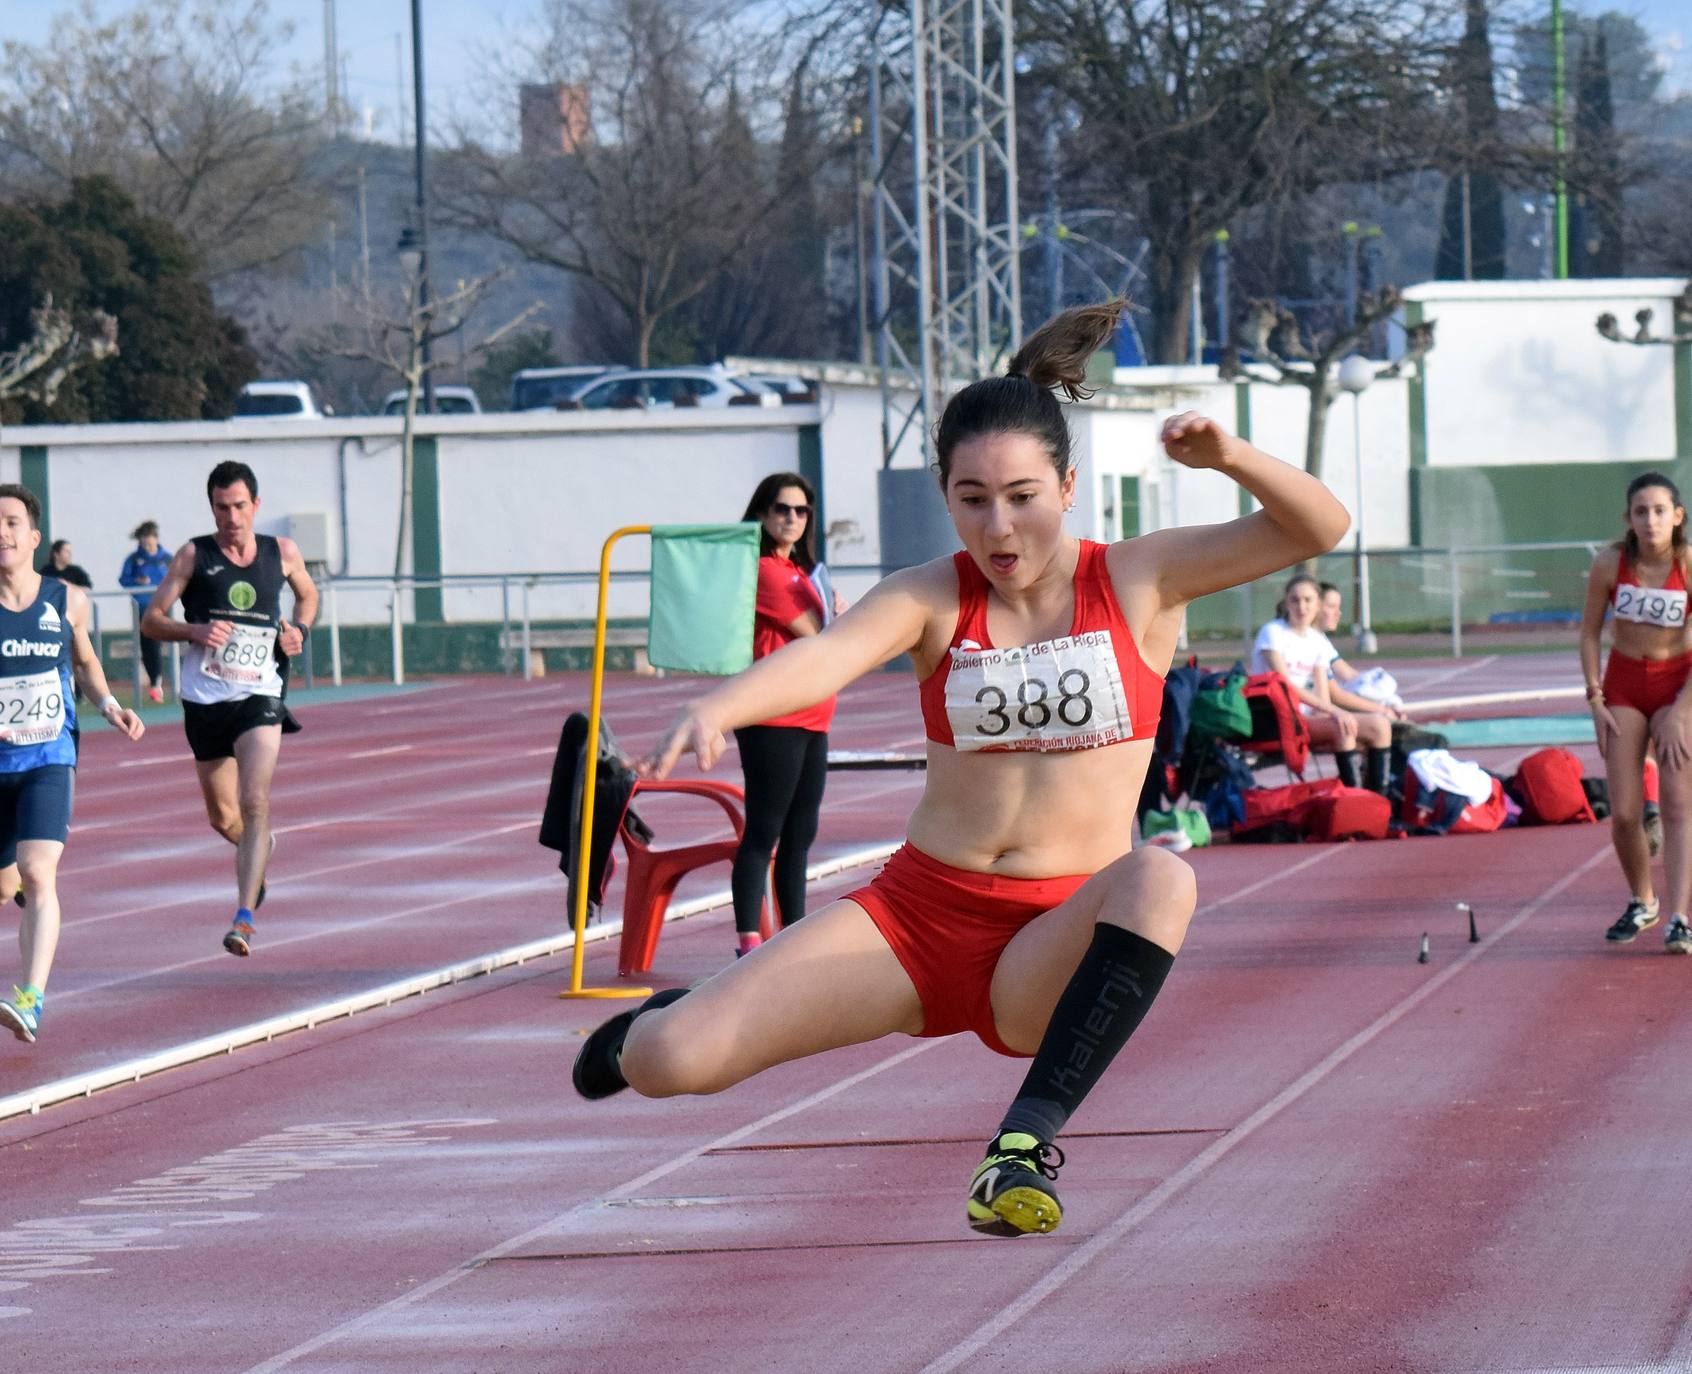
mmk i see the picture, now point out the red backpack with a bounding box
[1304,789,1394,842]
[1512,748,1596,825]
[1242,673,1311,775]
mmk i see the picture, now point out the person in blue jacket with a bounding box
[119,521,173,703]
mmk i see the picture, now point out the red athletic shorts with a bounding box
[845,843,1091,1058]
[1603,650,1692,718]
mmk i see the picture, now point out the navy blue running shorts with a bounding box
[0,764,76,866]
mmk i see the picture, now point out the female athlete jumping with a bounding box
[574,299,1349,1236]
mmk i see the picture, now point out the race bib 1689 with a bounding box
[944,629,1132,752]
[201,622,279,687]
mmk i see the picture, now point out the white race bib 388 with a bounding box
[0,667,66,747]
[945,629,1132,752]
[201,622,279,687]
[1614,583,1688,629]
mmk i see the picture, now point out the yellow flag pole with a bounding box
[560,525,653,1000]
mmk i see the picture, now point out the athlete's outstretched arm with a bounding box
[1130,413,1351,608]
[64,586,144,741]
[640,566,935,777]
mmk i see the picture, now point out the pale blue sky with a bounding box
[5,0,1689,140]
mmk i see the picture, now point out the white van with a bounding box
[234,381,330,419]
[380,385,482,415]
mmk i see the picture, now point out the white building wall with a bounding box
[1403,278,1685,467]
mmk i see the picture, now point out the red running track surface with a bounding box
[7,654,1690,1374]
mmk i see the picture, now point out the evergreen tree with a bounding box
[0,177,255,423]
[1571,23,1624,276]
[1435,0,1506,280]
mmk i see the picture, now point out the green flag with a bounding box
[647,523,760,675]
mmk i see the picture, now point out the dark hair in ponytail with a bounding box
[1617,471,1686,562]
[933,299,1127,488]
[1277,572,1322,620]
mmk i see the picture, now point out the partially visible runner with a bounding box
[0,485,145,1043]
[142,462,317,957]
[730,472,837,960]
[573,300,1349,1237]
[1581,471,1692,952]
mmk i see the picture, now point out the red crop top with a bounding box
[918,542,1163,753]
[1612,552,1690,630]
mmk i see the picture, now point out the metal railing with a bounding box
[85,541,1608,697]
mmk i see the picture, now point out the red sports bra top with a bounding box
[918,541,1164,753]
[1612,552,1690,630]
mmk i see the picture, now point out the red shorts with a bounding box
[845,843,1090,1058]
[1603,650,1692,718]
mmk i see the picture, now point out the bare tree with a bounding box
[440,0,852,366]
[1017,0,1448,364]
[0,295,117,407]
[1221,288,1436,480]
[332,274,540,578]
[0,0,326,283]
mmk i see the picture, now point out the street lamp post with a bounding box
[1337,353,1377,655]
[409,0,434,413]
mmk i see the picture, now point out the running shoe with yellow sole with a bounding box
[0,986,41,1044]
[967,1132,1065,1237]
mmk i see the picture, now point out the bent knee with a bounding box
[620,1012,736,1098]
[1114,846,1199,919]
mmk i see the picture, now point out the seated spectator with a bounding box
[1318,581,1408,720]
[41,539,91,589]
[1251,573,1391,792]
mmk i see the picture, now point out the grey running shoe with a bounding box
[1644,804,1663,859]
[1605,897,1660,943]
[1666,917,1692,955]
[223,918,255,957]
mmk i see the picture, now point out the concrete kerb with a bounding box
[0,841,898,1124]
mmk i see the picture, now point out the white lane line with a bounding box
[918,840,1614,1374]
[240,1040,944,1374]
[1399,654,1497,695]
[347,744,414,759]
[114,754,193,769]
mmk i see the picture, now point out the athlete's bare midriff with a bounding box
[904,735,1154,877]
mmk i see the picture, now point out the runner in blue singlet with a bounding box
[0,485,145,1044]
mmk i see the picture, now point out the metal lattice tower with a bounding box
[868,0,1021,470]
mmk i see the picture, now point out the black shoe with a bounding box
[1605,897,1660,943]
[966,1132,1066,1237]
[572,987,689,1100]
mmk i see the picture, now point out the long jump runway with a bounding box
[10,654,1692,1372]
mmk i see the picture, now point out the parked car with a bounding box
[234,381,331,419]
[509,365,623,411]
[558,366,775,411]
[380,384,482,415]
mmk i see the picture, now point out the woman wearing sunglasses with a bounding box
[729,473,846,958]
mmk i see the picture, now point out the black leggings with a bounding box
[731,726,828,934]
[140,633,162,687]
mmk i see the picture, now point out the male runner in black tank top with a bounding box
[143,461,318,957]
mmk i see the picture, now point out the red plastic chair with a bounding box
[616,778,771,976]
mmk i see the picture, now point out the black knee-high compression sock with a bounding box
[997,924,1176,1145]
[1334,749,1363,789]
[1365,746,1392,795]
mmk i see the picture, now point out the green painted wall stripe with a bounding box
[20,446,49,546]
[411,437,442,623]
[1233,382,1253,516]
[1676,341,1690,460]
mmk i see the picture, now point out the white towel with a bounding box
[1407,748,1495,806]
